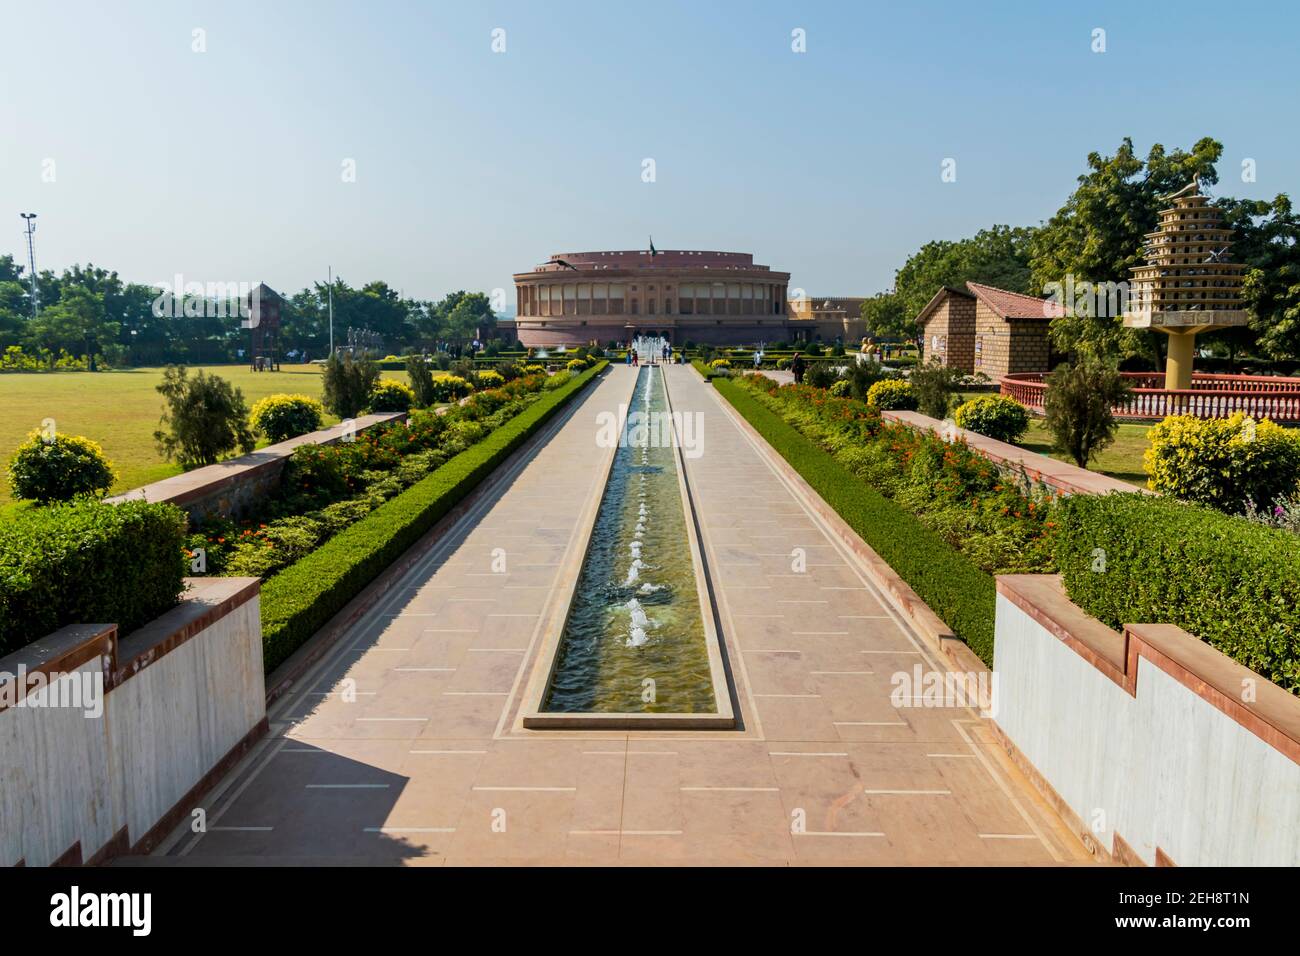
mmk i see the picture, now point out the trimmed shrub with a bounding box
[954,394,1030,443]
[543,370,573,390]
[475,369,506,389]
[908,361,963,419]
[566,358,588,372]
[249,394,324,443]
[8,431,117,503]
[1144,413,1300,513]
[867,379,918,411]
[259,361,607,672]
[0,500,186,655]
[430,375,473,403]
[154,365,256,468]
[714,378,996,663]
[1057,492,1299,693]
[829,380,851,398]
[406,354,437,408]
[709,358,732,370]
[369,379,415,413]
[1043,358,1131,467]
[322,352,380,418]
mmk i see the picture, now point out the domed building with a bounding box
[510,249,795,347]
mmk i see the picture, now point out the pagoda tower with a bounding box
[1123,176,1247,390]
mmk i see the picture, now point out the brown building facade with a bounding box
[915,281,1060,379]
[511,250,792,347]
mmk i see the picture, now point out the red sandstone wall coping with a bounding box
[106,412,405,512]
[881,409,1151,496]
[997,574,1300,764]
[0,577,260,712]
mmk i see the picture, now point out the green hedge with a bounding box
[258,361,607,673]
[1057,493,1300,693]
[0,500,186,655]
[713,378,996,663]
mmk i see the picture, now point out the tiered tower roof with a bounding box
[1127,177,1246,322]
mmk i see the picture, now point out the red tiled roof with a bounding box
[966,281,1063,320]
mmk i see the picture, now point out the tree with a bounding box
[1042,358,1132,468]
[862,225,1037,338]
[405,353,437,408]
[321,351,380,418]
[153,366,256,468]
[908,361,965,420]
[1217,193,1300,361]
[1029,136,1223,359]
[26,285,118,367]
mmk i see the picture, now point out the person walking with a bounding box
[791,351,806,386]
[632,348,639,367]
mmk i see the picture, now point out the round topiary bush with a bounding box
[476,369,506,389]
[369,379,416,412]
[565,358,588,372]
[829,379,851,398]
[249,393,324,443]
[953,394,1031,443]
[709,358,732,370]
[866,378,918,411]
[1145,412,1300,513]
[430,374,473,403]
[8,430,117,503]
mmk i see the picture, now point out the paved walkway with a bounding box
[153,365,1092,865]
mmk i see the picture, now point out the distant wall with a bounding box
[107,413,404,523]
[0,577,266,866]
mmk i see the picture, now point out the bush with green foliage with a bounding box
[908,361,963,419]
[566,358,589,372]
[1042,358,1131,467]
[322,352,381,418]
[1144,413,1300,513]
[1057,492,1299,694]
[708,358,732,370]
[829,380,851,397]
[0,500,186,655]
[954,394,1031,443]
[259,361,607,671]
[430,374,473,403]
[369,379,416,412]
[867,378,918,411]
[8,431,117,503]
[543,370,573,390]
[846,359,889,401]
[475,369,506,389]
[249,394,324,443]
[406,354,437,408]
[154,365,256,468]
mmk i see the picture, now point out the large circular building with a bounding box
[510,249,794,347]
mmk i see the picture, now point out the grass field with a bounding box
[0,364,414,509]
[953,390,1151,487]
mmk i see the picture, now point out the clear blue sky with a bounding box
[3,0,1297,304]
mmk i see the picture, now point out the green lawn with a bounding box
[0,364,415,509]
[953,390,1151,487]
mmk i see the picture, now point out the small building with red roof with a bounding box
[914,281,1061,379]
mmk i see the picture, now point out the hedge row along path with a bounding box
[153,365,1088,865]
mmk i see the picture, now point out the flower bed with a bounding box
[258,361,606,672]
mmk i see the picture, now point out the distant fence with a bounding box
[1001,371,1300,423]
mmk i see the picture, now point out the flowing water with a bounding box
[542,365,715,713]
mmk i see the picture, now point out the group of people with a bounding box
[626,341,673,367]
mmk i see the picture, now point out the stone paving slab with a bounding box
[154,365,1094,866]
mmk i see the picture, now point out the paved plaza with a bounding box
[153,366,1093,865]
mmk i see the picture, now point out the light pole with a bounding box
[20,213,38,319]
